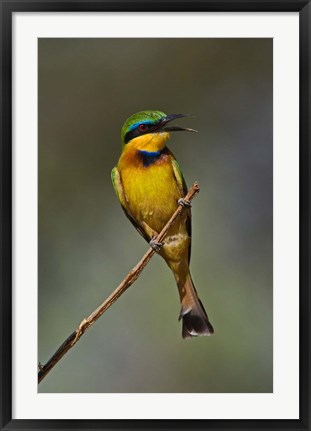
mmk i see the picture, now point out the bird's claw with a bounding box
[149,236,163,252]
[178,198,191,208]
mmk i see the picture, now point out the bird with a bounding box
[111,110,214,338]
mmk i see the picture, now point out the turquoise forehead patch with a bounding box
[128,120,156,131]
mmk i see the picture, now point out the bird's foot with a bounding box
[178,198,191,208]
[149,236,163,253]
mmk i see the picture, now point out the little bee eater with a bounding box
[111,110,214,338]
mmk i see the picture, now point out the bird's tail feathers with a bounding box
[178,275,214,339]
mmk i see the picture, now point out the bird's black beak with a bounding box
[158,114,198,133]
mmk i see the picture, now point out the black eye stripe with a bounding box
[124,120,163,144]
[124,129,141,144]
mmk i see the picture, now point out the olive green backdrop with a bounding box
[38,38,273,393]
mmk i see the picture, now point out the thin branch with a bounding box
[38,182,200,384]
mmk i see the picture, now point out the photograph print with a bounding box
[38,38,272,393]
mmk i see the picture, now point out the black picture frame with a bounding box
[1,1,310,430]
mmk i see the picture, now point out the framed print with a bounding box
[1,1,310,430]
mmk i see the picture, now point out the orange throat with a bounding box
[118,132,171,169]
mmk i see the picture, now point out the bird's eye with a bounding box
[138,124,148,132]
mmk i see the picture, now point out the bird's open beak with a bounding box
[159,114,198,133]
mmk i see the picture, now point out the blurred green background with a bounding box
[38,38,272,393]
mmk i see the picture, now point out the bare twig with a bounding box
[38,182,200,384]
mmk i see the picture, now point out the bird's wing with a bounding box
[171,159,192,262]
[171,159,188,197]
[111,166,150,243]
